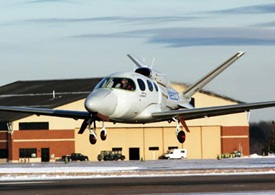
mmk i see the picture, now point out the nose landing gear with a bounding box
[88,120,97,144]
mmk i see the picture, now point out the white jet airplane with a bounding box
[1,51,275,145]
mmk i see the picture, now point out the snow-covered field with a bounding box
[1,155,275,181]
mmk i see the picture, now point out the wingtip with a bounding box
[237,51,246,57]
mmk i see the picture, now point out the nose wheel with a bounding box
[88,121,97,145]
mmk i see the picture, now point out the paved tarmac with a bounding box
[1,174,275,194]
[1,157,275,194]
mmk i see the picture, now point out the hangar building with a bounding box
[0,78,249,162]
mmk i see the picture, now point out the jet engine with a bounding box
[135,67,170,87]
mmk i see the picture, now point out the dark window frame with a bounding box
[19,148,37,158]
[0,149,8,158]
[19,122,49,130]
[0,122,8,131]
[149,147,159,151]
[112,148,122,152]
[168,146,178,150]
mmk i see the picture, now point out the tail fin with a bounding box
[182,51,245,99]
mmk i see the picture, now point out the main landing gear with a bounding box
[88,121,107,145]
[174,118,186,143]
[78,119,107,145]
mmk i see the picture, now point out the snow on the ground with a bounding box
[0,166,140,173]
[1,156,275,181]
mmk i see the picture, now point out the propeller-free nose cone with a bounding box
[85,90,117,116]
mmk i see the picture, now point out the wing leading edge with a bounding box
[1,101,275,123]
[151,101,275,121]
[182,51,245,99]
[0,106,90,120]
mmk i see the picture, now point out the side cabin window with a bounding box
[96,77,135,91]
[137,79,146,91]
[153,82,158,92]
[147,80,153,92]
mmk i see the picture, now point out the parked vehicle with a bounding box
[97,150,125,161]
[62,153,89,161]
[164,149,187,159]
[158,151,169,159]
[217,150,242,159]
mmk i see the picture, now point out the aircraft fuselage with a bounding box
[84,72,184,123]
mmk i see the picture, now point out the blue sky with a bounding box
[1,0,275,121]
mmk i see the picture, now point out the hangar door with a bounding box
[129,148,140,160]
[41,148,50,162]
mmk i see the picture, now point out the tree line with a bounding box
[249,121,275,155]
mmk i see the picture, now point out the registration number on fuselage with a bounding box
[168,91,179,100]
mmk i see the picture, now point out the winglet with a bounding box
[127,54,146,68]
[182,51,245,99]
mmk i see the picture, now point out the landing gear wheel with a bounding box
[177,131,186,143]
[89,134,97,144]
[100,130,107,141]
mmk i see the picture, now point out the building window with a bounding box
[0,122,8,131]
[112,148,122,152]
[19,148,37,158]
[0,149,8,158]
[149,147,159,151]
[168,146,178,150]
[19,122,49,130]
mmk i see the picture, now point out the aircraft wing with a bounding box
[151,101,275,121]
[0,106,90,120]
[182,51,245,99]
[127,54,146,67]
[1,101,275,123]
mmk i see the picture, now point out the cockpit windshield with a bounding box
[96,77,136,91]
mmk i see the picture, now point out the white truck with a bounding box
[165,149,187,159]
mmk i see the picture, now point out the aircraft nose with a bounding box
[85,90,117,116]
